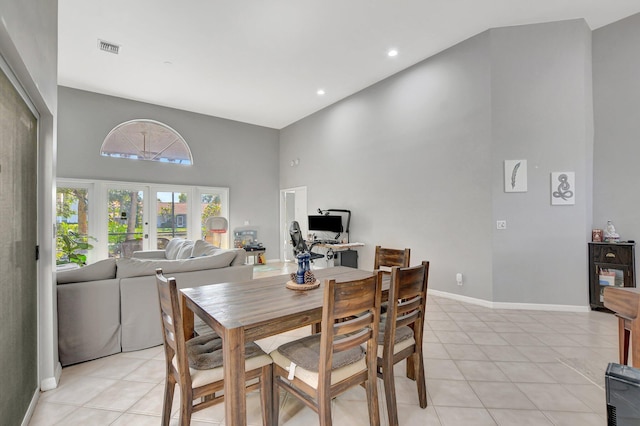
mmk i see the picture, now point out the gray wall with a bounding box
[281,20,594,306]
[490,20,594,305]
[0,0,58,422]
[593,13,640,266]
[57,87,281,256]
[281,31,495,301]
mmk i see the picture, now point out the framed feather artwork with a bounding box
[504,160,527,192]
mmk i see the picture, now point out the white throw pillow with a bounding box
[177,241,195,259]
[191,239,219,257]
[165,238,186,260]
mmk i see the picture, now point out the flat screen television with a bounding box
[308,215,343,233]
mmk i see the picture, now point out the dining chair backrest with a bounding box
[318,273,382,386]
[373,246,410,271]
[155,269,191,387]
[378,261,429,426]
[383,261,429,352]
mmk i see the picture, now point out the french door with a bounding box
[56,179,229,261]
[106,185,149,258]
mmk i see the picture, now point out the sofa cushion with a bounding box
[177,240,195,259]
[165,238,187,260]
[191,240,219,257]
[57,258,117,284]
[116,250,237,278]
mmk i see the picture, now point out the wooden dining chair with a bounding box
[155,269,273,426]
[270,273,382,426]
[374,246,411,272]
[377,261,429,426]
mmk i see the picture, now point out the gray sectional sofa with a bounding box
[56,239,253,366]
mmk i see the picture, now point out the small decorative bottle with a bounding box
[296,253,306,284]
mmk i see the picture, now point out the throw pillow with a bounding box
[57,258,117,284]
[165,238,186,260]
[191,239,219,257]
[176,240,195,259]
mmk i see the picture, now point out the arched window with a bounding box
[100,119,193,165]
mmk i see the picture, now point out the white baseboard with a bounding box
[21,387,40,426]
[40,361,62,391]
[428,289,590,312]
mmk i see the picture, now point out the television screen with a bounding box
[308,215,343,233]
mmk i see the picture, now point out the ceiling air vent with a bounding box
[98,39,120,54]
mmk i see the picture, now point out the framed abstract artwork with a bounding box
[551,172,575,205]
[504,160,527,192]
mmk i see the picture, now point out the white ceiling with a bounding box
[58,1,640,129]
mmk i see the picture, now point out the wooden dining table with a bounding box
[179,266,385,426]
[603,286,640,368]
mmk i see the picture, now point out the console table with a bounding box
[588,242,636,310]
[243,247,265,264]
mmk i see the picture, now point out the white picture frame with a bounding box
[551,172,575,205]
[504,160,527,192]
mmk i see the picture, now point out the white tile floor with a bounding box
[31,263,617,425]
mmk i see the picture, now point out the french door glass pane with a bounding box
[157,192,188,248]
[201,193,227,248]
[56,187,90,263]
[108,189,144,258]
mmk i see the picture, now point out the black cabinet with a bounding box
[589,242,636,310]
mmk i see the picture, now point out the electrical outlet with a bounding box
[496,220,507,230]
[456,273,463,286]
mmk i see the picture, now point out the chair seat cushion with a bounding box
[275,334,364,372]
[377,324,414,345]
[271,346,367,390]
[377,326,415,358]
[173,337,272,388]
[186,334,263,370]
[173,352,273,388]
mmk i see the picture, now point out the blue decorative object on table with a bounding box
[296,253,306,284]
[304,252,310,272]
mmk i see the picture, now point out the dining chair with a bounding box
[270,273,382,426]
[377,261,429,426]
[373,246,411,272]
[154,269,273,426]
[374,246,411,315]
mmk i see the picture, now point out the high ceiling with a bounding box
[58,1,640,129]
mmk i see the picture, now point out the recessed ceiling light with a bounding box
[387,49,398,57]
[317,89,325,96]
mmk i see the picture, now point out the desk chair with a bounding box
[155,269,273,426]
[377,262,429,426]
[290,221,324,262]
[271,273,382,426]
